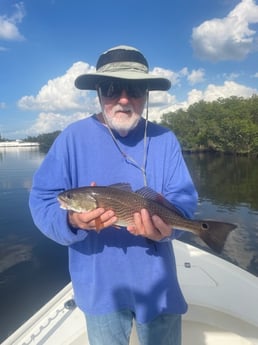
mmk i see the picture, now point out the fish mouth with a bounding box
[57,196,68,210]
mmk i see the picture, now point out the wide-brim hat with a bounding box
[75,45,171,91]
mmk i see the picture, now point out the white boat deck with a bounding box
[2,240,258,345]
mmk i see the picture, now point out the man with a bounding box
[29,45,198,345]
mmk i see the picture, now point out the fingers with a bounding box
[68,208,117,232]
[127,209,172,241]
[68,181,118,232]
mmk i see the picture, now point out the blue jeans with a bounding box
[85,310,181,345]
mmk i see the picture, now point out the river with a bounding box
[0,147,257,342]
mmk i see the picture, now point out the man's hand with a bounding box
[68,208,117,232]
[67,181,117,232]
[127,208,172,241]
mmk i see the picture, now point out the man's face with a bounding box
[98,80,147,137]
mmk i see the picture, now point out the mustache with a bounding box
[113,105,133,113]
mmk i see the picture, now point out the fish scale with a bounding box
[58,183,236,253]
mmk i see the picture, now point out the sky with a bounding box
[0,0,258,139]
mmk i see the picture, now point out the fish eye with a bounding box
[66,192,72,199]
[201,223,209,230]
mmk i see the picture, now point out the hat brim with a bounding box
[75,71,171,91]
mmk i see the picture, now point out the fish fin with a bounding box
[198,221,236,253]
[108,183,133,192]
[114,225,123,230]
[136,187,184,216]
[95,216,104,233]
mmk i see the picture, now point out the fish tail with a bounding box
[198,221,236,253]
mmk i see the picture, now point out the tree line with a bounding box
[23,95,258,156]
[25,131,61,152]
[160,95,258,156]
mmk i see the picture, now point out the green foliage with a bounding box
[24,131,61,152]
[160,95,258,155]
[0,134,8,142]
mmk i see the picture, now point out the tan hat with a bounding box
[75,45,171,91]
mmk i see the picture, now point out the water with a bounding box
[0,147,70,342]
[182,153,258,275]
[0,148,258,342]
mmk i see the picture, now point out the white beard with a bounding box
[104,106,142,137]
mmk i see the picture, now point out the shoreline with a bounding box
[0,141,39,148]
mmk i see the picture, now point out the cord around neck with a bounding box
[97,88,149,186]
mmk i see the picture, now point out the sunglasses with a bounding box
[98,80,147,99]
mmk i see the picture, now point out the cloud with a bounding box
[151,67,181,86]
[18,62,98,112]
[149,80,258,122]
[152,67,191,87]
[0,2,25,41]
[191,0,258,61]
[186,80,257,106]
[187,68,205,85]
[27,112,88,135]
[19,64,175,133]
[18,62,208,120]
[19,60,258,136]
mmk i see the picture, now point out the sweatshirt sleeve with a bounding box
[162,132,198,241]
[29,133,88,246]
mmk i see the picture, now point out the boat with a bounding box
[0,141,39,148]
[2,240,258,345]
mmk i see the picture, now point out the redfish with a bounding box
[58,183,235,253]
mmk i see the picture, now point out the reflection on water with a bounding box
[0,147,44,191]
[182,198,258,276]
[0,148,257,342]
[183,153,258,276]
[0,147,69,342]
[184,152,258,210]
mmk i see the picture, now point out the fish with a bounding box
[57,183,236,253]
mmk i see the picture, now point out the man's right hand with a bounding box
[68,208,117,232]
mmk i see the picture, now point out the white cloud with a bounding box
[0,2,25,41]
[149,90,176,107]
[152,67,192,87]
[19,60,258,136]
[192,0,258,61]
[151,67,181,86]
[20,64,176,132]
[27,112,88,135]
[222,72,240,80]
[18,62,98,112]
[186,80,257,106]
[186,89,204,105]
[202,80,257,100]
[187,69,205,85]
[147,91,177,122]
[254,72,258,77]
[150,80,258,121]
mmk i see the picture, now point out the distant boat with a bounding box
[2,240,258,345]
[0,140,39,147]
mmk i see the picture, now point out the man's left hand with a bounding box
[127,208,173,241]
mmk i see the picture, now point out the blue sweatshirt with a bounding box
[29,115,198,323]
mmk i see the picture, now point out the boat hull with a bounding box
[2,240,258,345]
